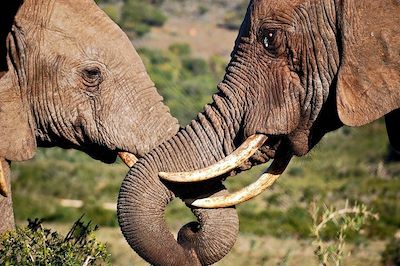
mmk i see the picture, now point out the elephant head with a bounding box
[117,0,399,264]
[0,0,179,232]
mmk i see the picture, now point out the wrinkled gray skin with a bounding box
[118,0,400,265]
[0,0,178,234]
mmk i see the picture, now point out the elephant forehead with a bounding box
[252,0,314,16]
[32,30,100,67]
[48,0,125,42]
[33,0,142,69]
[15,0,153,81]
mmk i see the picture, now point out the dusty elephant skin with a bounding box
[0,0,179,234]
[118,0,400,265]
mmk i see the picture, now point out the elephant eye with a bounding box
[260,28,282,57]
[81,67,103,87]
[263,29,277,49]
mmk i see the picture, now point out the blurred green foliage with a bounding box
[120,0,166,36]
[220,0,248,30]
[96,0,167,36]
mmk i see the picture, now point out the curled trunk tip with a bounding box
[117,160,239,266]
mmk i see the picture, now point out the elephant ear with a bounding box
[336,0,400,126]
[0,25,36,162]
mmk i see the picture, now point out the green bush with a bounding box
[169,43,191,57]
[182,58,210,76]
[0,217,110,265]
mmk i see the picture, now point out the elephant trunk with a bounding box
[118,82,243,265]
[123,85,180,156]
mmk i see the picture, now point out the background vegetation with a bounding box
[138,43,226,124]
[5,0,400,265]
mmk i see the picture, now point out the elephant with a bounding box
[117,0,400,265]
[0,0,179,234]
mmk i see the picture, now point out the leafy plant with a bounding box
[0,216,110,265]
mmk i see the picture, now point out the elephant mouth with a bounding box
[80,144,138,167]
[159,134,293,208]
[82,145,120,164]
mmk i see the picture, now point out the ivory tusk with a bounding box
[159,134,268,182]
[191,153,292,208]
[0,163,8,197]
[118,152,138,168]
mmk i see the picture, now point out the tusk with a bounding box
[0,163,8,197]
[191,153,292,208]
[159,134,268,182]
[118,152,138,168]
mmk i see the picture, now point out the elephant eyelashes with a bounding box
[81,67,103,87]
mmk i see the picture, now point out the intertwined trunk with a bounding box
[118,81,245,265]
